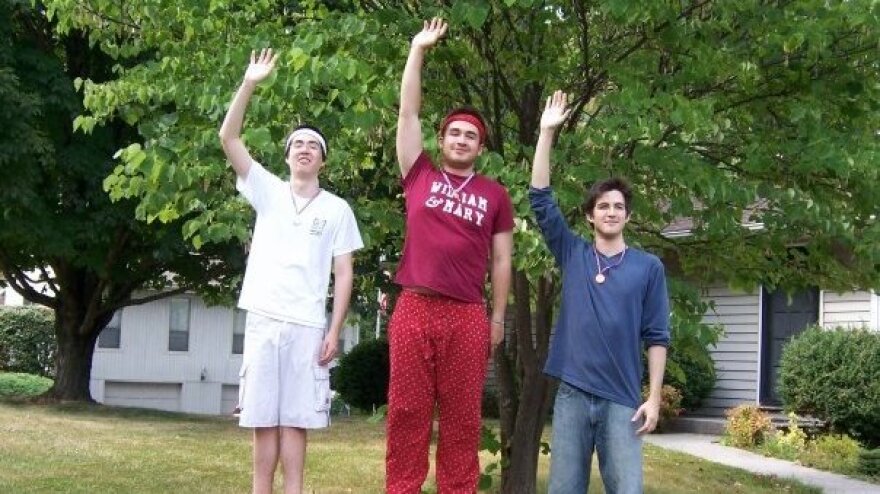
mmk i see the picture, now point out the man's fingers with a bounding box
[637,417,656,435]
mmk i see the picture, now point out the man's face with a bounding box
[286,135,325,176]
[438,120,483,169]
[587,190,630,238]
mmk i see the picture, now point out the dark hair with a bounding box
[285,123,328,160]
[438,106,488,141]
[584,177,633,217]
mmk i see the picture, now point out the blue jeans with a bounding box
[548,382,643,494]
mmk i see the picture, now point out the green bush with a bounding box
[802,434,862,475]
[650,300,720,411]
[0,372,53,398]
[760,413,808,461]
[779,327,880,447]
[0,306,56,377]
[665,346,716,411]
[330,338,389,412]
[859,448,880,477]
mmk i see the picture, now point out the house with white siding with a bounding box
[89,294,360,415]
[0,285,359,415]
[694,285,878,416]
[661,215,879,417]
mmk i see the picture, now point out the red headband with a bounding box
[440,113,486,144]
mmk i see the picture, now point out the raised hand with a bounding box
[243,48,278,84]
[412,17,448,51]
[540,90,571,131]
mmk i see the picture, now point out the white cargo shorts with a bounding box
[237,312,331,428]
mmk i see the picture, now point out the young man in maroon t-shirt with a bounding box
[385,18,515,494]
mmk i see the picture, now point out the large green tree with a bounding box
[0,0,244,401]
[45,0,880,491]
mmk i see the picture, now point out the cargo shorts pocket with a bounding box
[313,366,331,412]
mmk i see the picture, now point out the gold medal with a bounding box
[595,273,606,284]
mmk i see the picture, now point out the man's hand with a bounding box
[632,398,660,435]
[412,17,448,51]
[318,332,339,366]
[489,320,504,358]
[539,90,571,131]
[244,48,279,85]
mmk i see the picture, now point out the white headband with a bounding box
[286,128,327,156]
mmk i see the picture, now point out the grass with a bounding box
[0,372,52,398]
[0,400,822,493]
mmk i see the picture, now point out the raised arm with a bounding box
[397,18,448,178]
[531,90,570,188]
[219,48,279,178]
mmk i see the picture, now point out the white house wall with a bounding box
[91,295,243,415]
[820,290,873,329]
[90,294,360,416]
[695,286,878,417]
[696,284,761,416]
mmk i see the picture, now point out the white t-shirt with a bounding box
[236,161,363,328]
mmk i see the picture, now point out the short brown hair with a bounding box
[584,177,633,216]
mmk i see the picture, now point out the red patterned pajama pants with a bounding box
[385,290,490,494]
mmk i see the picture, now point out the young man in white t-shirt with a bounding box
[219,48,363,494]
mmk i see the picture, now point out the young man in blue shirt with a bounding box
[529,91,670,494]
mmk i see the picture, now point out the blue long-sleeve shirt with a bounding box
[530,186,670,410]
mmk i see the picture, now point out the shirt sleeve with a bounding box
[401,151,432,192]
[332,202,365,256]
[236,161,283,214]
[641,258,671,347]
[528,186,579,268]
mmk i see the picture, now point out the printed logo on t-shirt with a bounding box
[424,181,488,226]
[309,218,327,236]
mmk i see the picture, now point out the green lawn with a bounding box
[0,400,819,493]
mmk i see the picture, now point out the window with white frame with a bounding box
[232,309,246,355]
[98,310,122,349]
[168,298,191,352]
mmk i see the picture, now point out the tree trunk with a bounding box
[497,271,558,494]
[45,311,100,402]
[500,373,554,493]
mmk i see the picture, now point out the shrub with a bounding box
[724,405,773,448]
[330,338,389,412]
[0,306,55,377]
[802,434,862,475]
[779,327,880,447]
[859,448,880,477]
[761,412,808,460]
[665,347,716,411]
[0,372,53,398]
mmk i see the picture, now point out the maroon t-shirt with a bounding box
[394,152,515,303]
